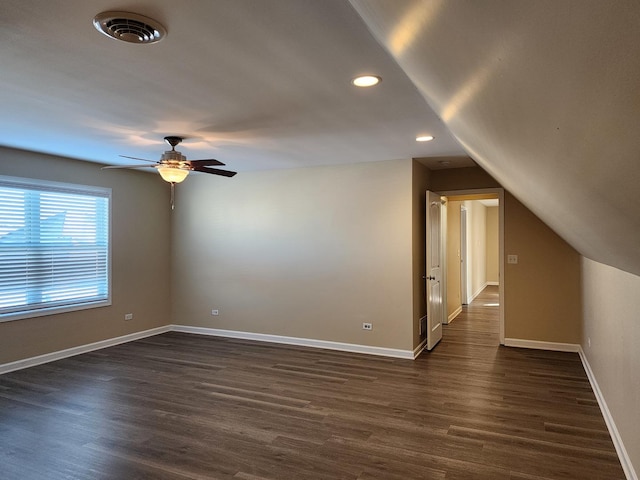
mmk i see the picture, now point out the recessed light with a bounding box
[351,75,381,87]
[416,135,434,142]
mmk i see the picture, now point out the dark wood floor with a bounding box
[0,286,625,479]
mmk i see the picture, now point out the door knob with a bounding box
[426,276,436,280]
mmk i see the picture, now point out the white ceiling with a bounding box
[0,0,465,170]
[2,1,640,277]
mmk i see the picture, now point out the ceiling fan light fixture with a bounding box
[157,165,190,183]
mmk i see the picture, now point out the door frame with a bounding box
[437,188,505,345]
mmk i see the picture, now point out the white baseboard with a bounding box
[467,282,487,304]
[466,282,499,304]
[448,306,462,323]
[413,338,427,358]
[172,325,416,359]
[466,291,479,304]
[579,347,637,480]
[0,324,421,376]
[503,338,580,352]
[0,326,171,375]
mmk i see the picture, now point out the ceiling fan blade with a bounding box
[189,158,225,167]
[192,166,237,177]
[102,164,157,169]
[119,155,157,163]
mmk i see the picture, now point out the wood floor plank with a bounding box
[0,286,625,479]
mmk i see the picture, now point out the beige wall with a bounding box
[464,200,487,301]
[0,147,172,364]
[445,200,462,318]
[412,161,429,347]
[431,167,582,344]
[430,167,500,191]
[0,155,583,362]
[486,206,499,283]
[582,258,640,474]
[171,159,416,351]
[503,192,581,343]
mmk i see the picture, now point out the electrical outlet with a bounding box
[124,313,133,321]
[362,323,372,330]
[211,309,219,316]
[507,254,519,264]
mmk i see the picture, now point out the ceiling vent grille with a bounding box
[93,11,166,44]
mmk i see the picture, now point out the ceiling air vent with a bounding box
[93,11,166,44]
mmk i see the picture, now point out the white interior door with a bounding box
[426,191,443,350]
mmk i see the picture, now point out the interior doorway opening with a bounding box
[438,189,504,345]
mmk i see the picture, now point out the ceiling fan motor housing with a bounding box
[161,150,187,163]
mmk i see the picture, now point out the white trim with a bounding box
[413,338,427,358]
[440,195,448,332]
[579,347,637,480]
[0,324,421,376]
[467,281,488,304]
[498,189,505,345]
[503,338,580,352]
[171,325,416,359]
[486,281,499,286]
[0,326,171,375]
[448,305,462,323]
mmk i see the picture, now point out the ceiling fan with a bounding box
[102,136,237,184]
[103,136,236,209]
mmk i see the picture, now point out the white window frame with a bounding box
[0,175,112,322]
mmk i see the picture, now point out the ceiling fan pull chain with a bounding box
[170,182,175,210]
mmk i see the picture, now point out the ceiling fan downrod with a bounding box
[164,136,183,150]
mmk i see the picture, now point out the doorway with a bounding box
[439,189,504,345]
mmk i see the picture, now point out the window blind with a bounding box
[0,176,110,320]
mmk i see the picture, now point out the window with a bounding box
[0,176,111,321]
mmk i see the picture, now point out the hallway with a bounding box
[445,285,501,348]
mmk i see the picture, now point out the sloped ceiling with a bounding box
[350,0,640,277]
